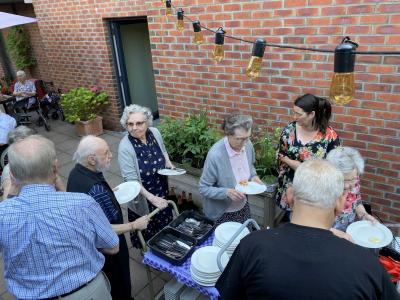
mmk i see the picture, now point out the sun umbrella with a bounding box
[0,12,37,30]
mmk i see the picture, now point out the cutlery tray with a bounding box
[147,227,197,265]
[168,210,215,244]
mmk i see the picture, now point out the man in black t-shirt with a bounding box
[216,160,399,300]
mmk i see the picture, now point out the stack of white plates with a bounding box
[212,222,250,256]
[190,246,229,286]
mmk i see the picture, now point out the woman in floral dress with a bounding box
[276,94,341,212]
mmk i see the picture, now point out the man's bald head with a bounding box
[73,135,111,172]
[8,135,57,184]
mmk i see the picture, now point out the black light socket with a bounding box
[177,8,184,20]
[193,21,201,32]
[215,27,225,45]
[252,38,266,58]
[334,37,358,73]
[166,0,171,8]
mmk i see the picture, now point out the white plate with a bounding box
[114,181,141,204]
[346,221,393,249]
[157,168,186,176]
[215,222,250,245]
[235,181,266,195]
[191,246,229,274]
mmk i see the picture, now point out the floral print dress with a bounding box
[333,177,362,232]
[276,121,341,210]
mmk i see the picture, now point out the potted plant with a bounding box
[61,87,108,136]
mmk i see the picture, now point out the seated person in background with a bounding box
[0,135,119,299]
[67,135,149,300]
[12,70,36,108]
[216,159,398,300]
[327,147,377,233]
[0,110,16,156]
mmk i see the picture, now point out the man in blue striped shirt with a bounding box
[0,135,119,300]
[67,135,149,300]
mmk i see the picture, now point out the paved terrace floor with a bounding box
[0,118,171,299]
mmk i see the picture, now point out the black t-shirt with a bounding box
[216,223,399,300]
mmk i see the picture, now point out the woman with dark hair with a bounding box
[276,94,340,212]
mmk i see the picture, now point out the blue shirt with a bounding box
[0,112,16,144]
[88,184,119,223]
[0,184,119,299]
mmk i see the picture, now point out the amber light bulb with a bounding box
[246,38,266,79]
[165,0,172,17]
[212,27,225,63]
[176,8,184,31]
[192,21,204,45]
[329,37,358,105]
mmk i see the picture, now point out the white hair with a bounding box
[293,159,344,209]
[120,104,153,130]
[222,114,253,135]
[16,70,26,77]
[326,147,364,175]
[8,135,56,184]
[73,135,103,164]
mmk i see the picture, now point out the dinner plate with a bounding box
[235,181,266,194]
[346,221,393,249]
[215,222,250,245]
[114,181,141,204]
[191,246,229,274]
[157,168,186,176]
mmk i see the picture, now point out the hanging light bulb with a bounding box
[192,21,203,45]
[165,0,172,17]
[329,37,358,105]
[246,38,266,79]
[213,27,225,63]
[176,8,184,31]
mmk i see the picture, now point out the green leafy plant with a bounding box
[61,87,108,122]
[253,127,281,184]
[6,26,36,70]
[158,111,220,169]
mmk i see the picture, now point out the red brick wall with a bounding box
[31,0,399,222]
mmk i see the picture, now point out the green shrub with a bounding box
[158,111,220,169]
[6,26,36,70]
[61,87,108,122]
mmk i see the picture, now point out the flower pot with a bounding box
[75,116,103,136]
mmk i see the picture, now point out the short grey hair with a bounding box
[326,147,365,175]
[222,114,253,135]
[293,159,344,209]
[16,70,26,77]
[120,104,153,129]
[73,135,102,165]
[7,126,36,145]
[8,135,56,184]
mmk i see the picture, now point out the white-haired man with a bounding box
[216,159,399,300]
[67,135,149,300]
[0,135,119,299]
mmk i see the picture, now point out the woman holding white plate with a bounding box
[199,114,263,225]
[327,146,377,233]
[118,104,174,248]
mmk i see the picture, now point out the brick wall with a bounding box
[30,0,399,222]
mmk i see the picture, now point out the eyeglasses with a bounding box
[126,121,146,127]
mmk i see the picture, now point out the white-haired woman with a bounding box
[327,146,377,232]
[118,104,174,248]
[199,114,262,225]
[12,70,36,109]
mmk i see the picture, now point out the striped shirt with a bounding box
[0,184,119,299]
[88,184,119,223]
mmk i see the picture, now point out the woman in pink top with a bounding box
[199,114,262,225]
